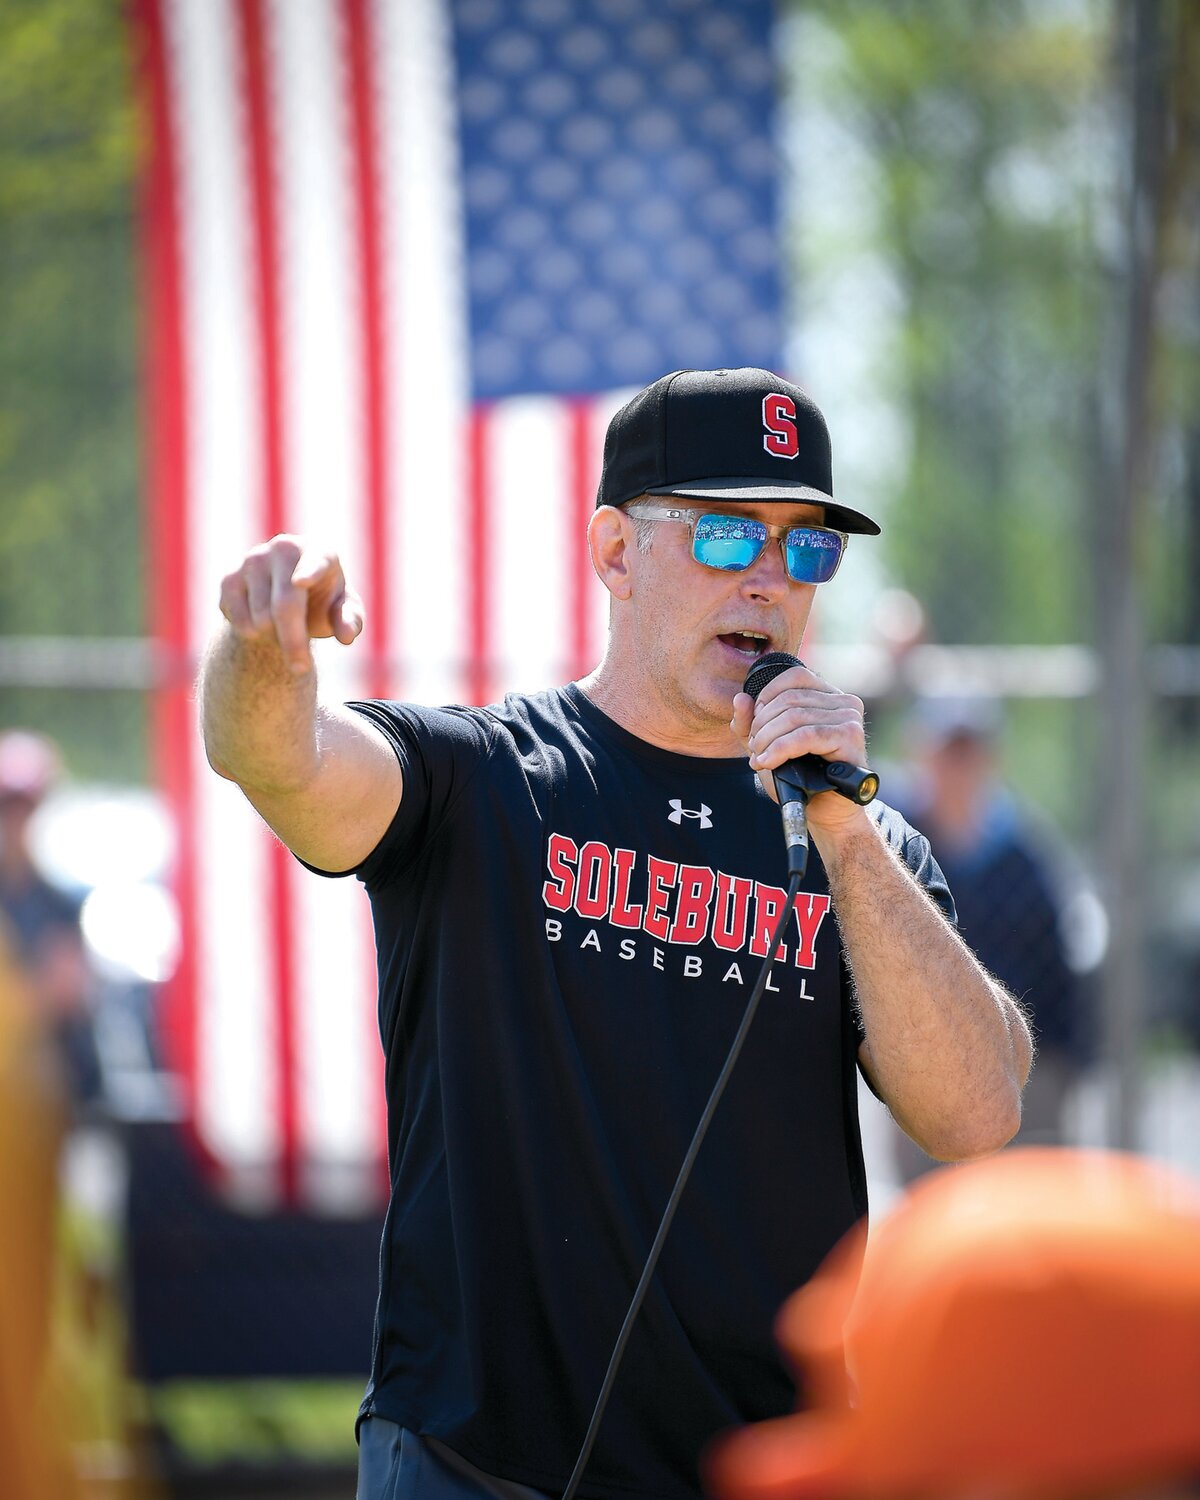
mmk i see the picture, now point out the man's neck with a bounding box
[574,666,744,758]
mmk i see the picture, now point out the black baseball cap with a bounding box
[596,367,881,536]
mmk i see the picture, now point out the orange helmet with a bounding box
[708,1149,1200,1500]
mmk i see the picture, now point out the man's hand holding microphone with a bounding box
[731,652,878,876]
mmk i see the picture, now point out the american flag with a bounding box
[137,0,783,1211]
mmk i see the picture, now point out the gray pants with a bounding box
[357,1418,553,1500]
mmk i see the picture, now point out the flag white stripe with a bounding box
[193,773,280,1169]
[492,398,573,694]
[377,0,470,705]
[292,867,379,1186]
[273,0,366,584]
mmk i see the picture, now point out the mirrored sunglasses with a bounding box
[625,504,848,585]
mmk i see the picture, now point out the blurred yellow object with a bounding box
[0,917,78,1500]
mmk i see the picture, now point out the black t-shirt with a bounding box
[322,685,952,1499]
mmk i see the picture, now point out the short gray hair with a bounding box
[625,496,657,554]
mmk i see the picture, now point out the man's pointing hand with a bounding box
[219,534,364,675]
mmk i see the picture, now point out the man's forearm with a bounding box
[199,624,322,794]
[817,812,1032,1161]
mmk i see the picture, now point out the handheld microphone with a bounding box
[742,652,879,877]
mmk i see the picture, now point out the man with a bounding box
[707,1147,1200,1500]
[200,367,1031,1500]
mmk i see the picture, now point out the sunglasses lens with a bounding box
[693,515,768,572]
[785,527,844,584]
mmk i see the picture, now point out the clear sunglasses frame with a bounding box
[622,502,849,585]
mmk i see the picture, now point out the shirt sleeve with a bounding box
[299,699,496,889]
[870,799,957,926]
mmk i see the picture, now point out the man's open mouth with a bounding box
[717,630,770,657]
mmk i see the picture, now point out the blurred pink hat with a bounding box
[0,731,62,801]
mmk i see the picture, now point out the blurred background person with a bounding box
[707,1147,1200,1500]
[888,698,1096,1176]
[0,729,100,1111]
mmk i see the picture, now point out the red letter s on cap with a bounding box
[762,394,799,459]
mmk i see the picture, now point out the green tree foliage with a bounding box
[785,0,1200,859]
[787,0,1113,646]
[1148,4,1200,649]
[0,0,141,776]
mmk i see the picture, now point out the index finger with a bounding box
[291,548,340,589]
[269,548,315,672]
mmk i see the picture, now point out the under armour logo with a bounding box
[668,799,713,829]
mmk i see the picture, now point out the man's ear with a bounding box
[588,506,635,600]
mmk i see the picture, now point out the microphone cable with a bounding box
[559,868,804,1500]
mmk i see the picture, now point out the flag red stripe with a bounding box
[335,0,389,1182]
[567,399,593,681]
[238,0,286,534]
[342,0,391,1186]
[466,405,491,706]
[342,0,391,701]
[238,0,300,1204]
[136,0,201,1130]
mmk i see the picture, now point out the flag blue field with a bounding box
[453,0,781,398]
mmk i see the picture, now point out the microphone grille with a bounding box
[743,651,801,702]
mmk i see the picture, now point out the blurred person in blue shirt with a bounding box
[0,731,98,1108]
[890,699,1095,1176]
